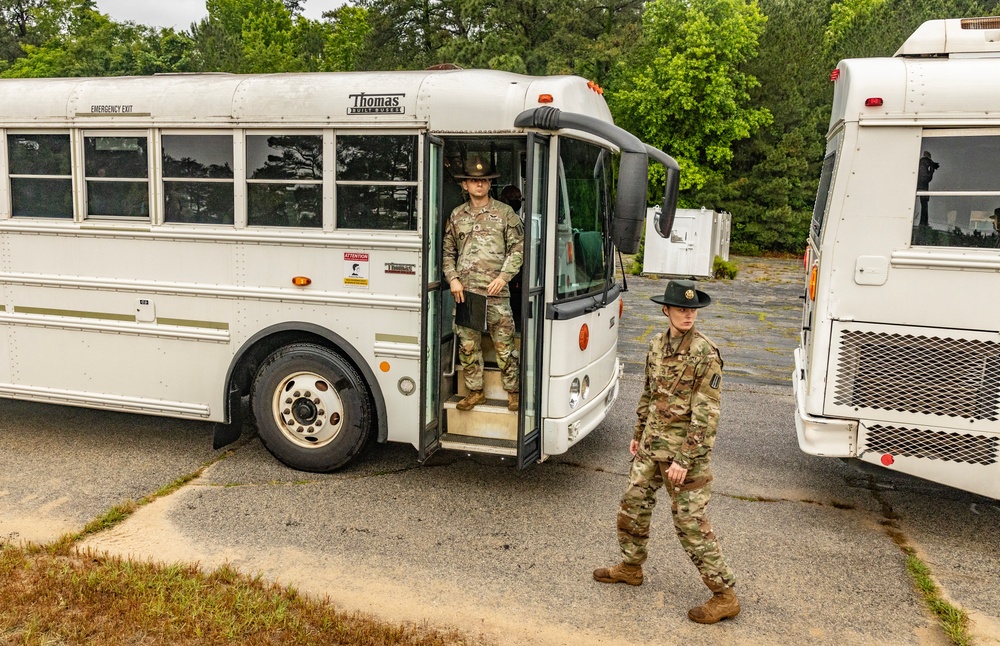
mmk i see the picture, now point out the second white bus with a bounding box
[796,17,1000,499]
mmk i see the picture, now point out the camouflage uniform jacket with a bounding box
[632,327,723,473]
[442,198,524,297]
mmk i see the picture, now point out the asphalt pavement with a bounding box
[2,256,998,646]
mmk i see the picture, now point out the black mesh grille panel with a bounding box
[834,330,1000,421]
[864,424,998,465]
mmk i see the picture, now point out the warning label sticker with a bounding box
[344,252,369,288]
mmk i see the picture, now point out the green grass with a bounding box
[0,543,477,645]
[0,442,483,645]
[906,551,970,646]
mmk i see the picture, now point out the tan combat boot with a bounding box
[507,391,519,411]
[592,562,643,586]
[456,390,485,411]
[687,577,740,624]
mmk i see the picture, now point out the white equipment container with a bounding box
[641,207,731,277]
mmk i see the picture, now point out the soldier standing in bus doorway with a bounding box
[443,155,524,411]
[593,279,740,624]
[917,150,939,227]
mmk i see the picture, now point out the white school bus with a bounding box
[796,17,1000,499]
[0,70,678,472]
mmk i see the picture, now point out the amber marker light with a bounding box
[538,94,554,104]
[292,276,312,286]
[380,361,391,372]
[579,323,590,351]
[619,298,624,318]
[809,264,819,301]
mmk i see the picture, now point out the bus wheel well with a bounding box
[225,328,387,444]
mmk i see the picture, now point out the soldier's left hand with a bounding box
[665,462,688,487]
[486,277,506,296]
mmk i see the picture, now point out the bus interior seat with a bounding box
[573,230,604,282]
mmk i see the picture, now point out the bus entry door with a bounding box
[419,136,446,461]
[517,135,549,469]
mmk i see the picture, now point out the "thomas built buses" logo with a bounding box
[348,93,405,115]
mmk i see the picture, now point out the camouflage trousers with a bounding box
[456,297,518,392]
[616,452,736,589]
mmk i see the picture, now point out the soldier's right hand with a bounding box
[450,278,465,303]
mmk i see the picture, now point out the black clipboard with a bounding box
[455,290,488,332]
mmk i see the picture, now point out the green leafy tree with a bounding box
[609,0,771,196]
[825,0,995,61]
[192,0,369,73]
[718,0,997,255]
[2,1,195,77]
[355,0,643,77]
[354,0,465,70]
[706,0,830,254]
[0,0,42,61]
[240,0,297,72]
[318,6,371,72]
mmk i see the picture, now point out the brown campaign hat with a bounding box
[650,279,712,308]
[454,155,499,179]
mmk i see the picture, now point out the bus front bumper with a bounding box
[543,358,622,456]
[793,347,857,457]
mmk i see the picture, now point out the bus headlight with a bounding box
[582,375,590,400]
[569,378,581,409]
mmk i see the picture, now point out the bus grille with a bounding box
[864,424,998,465]
[833,330,1000,421]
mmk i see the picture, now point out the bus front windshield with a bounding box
[556,137,611,300]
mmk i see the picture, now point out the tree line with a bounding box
[2,0,998,254]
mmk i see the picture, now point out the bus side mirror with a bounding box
[611,150,648,254]
[656,165,679,238]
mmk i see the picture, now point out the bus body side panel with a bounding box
[236,241,423,447]
[542,296,621,455]
[0,227,424,443]
[800,126,856,421]
[1,230,235,418]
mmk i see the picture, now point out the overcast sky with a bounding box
[94,0,347,31]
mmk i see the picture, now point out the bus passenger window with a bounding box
[84,135,150,219]
[912,133,1000,248]
[335,134,417,230]
[246,134,322,228]
[162,135,234,225]
[8,133,73,219]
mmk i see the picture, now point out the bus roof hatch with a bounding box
[896,17,1000,57]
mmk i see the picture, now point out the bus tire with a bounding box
[251,343,372,472]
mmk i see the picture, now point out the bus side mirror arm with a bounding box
[515,107,648,254]
[643,144,679,239]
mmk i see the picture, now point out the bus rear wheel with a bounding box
[252,343,372,472]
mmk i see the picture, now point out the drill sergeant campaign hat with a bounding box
[650,279,712,308]
[453,154,500,179]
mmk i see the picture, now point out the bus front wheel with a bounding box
[252,343,372,472]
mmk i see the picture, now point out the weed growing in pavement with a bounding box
[907,551,970,646]
[867,476,971,646]
[0,542,476,645]
[713,256,738,279]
